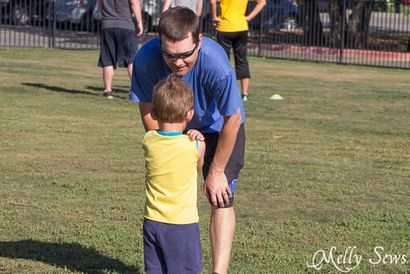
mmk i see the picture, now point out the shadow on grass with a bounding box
[86,85,130,94]
[0,240,142,274]
[22,83,127,99]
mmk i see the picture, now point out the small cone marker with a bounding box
[270,94,283,100]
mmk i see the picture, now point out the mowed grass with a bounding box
[0,47,409,274]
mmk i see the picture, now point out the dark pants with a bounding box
[216,31,251,80]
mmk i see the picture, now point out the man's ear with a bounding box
[150,109,158,121]
[185,108,194,122]
[198,33,203,48]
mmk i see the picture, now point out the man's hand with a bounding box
[202,109,241,207]
[186,129,204,141]
[203,168,231,208]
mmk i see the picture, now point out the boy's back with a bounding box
[143,130,199,224]
[141,75,205,274]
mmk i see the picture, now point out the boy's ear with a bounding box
[150,109,157,121]
[185,108,194,122]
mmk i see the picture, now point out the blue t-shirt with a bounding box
[130,37,245,133]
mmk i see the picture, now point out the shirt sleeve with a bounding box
[130,50,156,103]
[210,71,244,118]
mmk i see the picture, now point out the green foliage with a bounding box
[373,0,410,14]
[0,48,409,273]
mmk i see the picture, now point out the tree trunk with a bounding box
[296,0,324,46]
[328,0,344,47]
[394,0,401,13]
[346,0,375,49]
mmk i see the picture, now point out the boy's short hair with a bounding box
[152,75,194,123]
[158,6,200,43]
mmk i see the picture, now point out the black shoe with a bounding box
[103,90,113,99]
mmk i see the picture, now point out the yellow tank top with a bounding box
[216,0,249,32]
[142,130,199,224]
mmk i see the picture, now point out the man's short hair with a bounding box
[158,6,200,43]
[152,74,194,123]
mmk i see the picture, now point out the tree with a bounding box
[328,0,344,47]
[299,0,375,49]
[295,0,324,46]
[346,0,375,49]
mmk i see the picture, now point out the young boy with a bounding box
[142,75,205,274]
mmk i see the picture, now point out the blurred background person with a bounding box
[163,0,203,16]
[98,0,143,98]
[210,0,266,101]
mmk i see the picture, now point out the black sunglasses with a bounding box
[161,41,199,61]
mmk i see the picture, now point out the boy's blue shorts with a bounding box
[143,219,202,274]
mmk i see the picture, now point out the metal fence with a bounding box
[1,0,409,68]
[246,0,410,68]
[0,0,100,48]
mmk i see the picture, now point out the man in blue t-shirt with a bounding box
[130,7,245,274]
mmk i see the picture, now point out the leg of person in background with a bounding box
[240,77,250,100]
[211,207,235,274]
[103,65,114,98]
[127,63,133,80]
[216,31,233,62]
[232,31,250,101]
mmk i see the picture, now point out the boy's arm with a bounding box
[186,129,205,169]
[197,140,205,170]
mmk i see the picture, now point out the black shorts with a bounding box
[98,28,138,68]
[202,123,245,207]
[216,31,250,80]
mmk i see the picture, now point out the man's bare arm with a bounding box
[204,109,241,207]
[139,103,159,131]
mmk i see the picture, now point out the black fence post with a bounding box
[339,0,347,64]
[258,7,264,58]
[51,0,56,48]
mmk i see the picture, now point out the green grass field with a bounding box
[0,47,409,274]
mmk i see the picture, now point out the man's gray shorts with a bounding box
[202,123,245,208]
[98,28,138,68]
